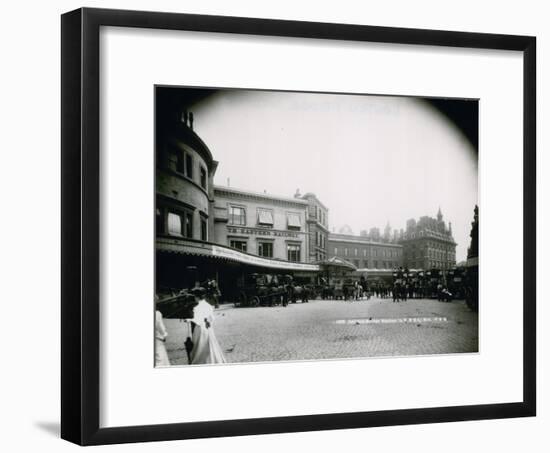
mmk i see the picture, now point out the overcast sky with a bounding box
[188,90,478,262]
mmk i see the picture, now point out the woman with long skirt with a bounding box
[155,303,171,367]
[189,288,226,365]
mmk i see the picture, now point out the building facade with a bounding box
[328,233,403,269]
[155,105,319,296]
[213,186,310,263]
[400,208,457,269]
[156,111,218,244]
[298,191,329,262]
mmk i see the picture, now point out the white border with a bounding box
[100,27,524,427]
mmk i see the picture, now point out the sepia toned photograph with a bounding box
[154,86,479,367]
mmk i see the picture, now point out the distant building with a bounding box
[400,208,457,269]
[328,233,403,270]
[297,191,329,262]
[338,224,354,235]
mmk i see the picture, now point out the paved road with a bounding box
[163,297,478,366]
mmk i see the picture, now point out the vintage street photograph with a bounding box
[154,86,479,367]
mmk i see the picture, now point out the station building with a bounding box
[213,186,310,263]
[328,233,403,270]
[400,208,457,269]
[155,104,319,299]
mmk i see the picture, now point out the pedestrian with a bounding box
[155,295,171,367]
[189,288,226,365]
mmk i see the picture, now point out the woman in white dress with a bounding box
[155,299,171,367]
[189,289,226,365]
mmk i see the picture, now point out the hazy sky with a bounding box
[189,90,478,262]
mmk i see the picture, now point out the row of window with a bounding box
[229,239,302,262]
[333,247,401,258]
[167,146,208,190]
[229,205,302,230]
[312,205,327,227]
[315,231,326,248]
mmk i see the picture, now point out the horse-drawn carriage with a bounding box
[445,267,466,300]
[234,273,312,307]
[155,289,197,319]
[236,273,288,307]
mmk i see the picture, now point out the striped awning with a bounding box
[287,213,301,228]
[258,209,274,225]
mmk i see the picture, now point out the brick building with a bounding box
[400,208,457,269]
[328,233,403,269]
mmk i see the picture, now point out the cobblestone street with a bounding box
[163,297,478,366]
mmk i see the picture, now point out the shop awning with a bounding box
[157,236,319,272]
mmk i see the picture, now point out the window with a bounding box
[230,240,247,252]
[257,209,274,226]
[156,208,164,235]
[258,242,273,258]
[344,248,348,256]
[287,244,301,262]
[167,213,182,236]
[374,260,378,269]
[200,217,207,241]
[184,212,193,238]
[185,152,193,179]
[229,206,246,225]
[354,248,358,256]
[354,260,359,267]
[287,213,301,230]
[167,211,193,238]
[334,247,338,255]
[168,147,184,173]
[200,166,207,189]
[315,231,319,246]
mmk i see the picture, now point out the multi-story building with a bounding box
[155,107,319,294]
[213,186,310,263]
[400,208,457,269]
[328,233,403,269]
[156,109,218,245]
[297,191,329,262]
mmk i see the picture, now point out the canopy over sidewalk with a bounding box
[313,256,358,271]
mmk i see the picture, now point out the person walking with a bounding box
[155,296,171,367]
[189,288,226,365]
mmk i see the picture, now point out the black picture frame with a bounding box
[61,7,536,446]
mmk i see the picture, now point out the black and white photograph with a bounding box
[154,86,479,367]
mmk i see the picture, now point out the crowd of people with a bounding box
[154,271,459,366]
